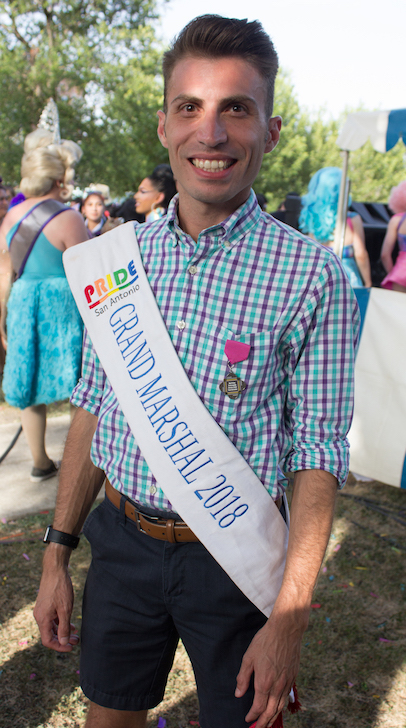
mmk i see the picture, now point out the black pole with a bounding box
[0,425,23,464]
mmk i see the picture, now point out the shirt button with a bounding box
[224,241,231,248]
[188,265,197,275]
[177,320,186,330]
[149,485,157,495]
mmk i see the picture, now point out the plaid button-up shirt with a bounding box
[71,190,360,511]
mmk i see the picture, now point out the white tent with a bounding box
[336,109,406,488]
[336,109,406,153]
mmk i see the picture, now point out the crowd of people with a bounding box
[0,122,404,482]
[0,129,177,481]
[0,125,404,483]
[0,16,404,724]
[0,130,88,481]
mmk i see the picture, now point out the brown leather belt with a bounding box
[105,479,199,543]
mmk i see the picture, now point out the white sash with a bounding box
[64,223,289,617]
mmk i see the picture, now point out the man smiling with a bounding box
[34,15,359,728]
[157,55,281,236]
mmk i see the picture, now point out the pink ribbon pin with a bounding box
[224,339,251,366]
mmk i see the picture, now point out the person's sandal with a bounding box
[30,460,60,483]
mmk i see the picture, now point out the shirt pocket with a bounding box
[231,330,277,394]
[192,326,277,420]
[190,324,235,390]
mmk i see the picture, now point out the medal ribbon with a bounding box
[224,339,251,366]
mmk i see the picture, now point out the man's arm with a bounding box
[236,254,358,726]
[236,469,337,727]
[33,406,105,652]
[380,216,398,274]
[352,215,372,287]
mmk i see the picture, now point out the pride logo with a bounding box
[84,260,138,308]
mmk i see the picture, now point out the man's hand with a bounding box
[235,606,307,727]
[236,469,337,726]
[33,407,103,651]
[34,548,79,652]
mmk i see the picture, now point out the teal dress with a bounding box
[342,251,364,288]
[341,213,364,288]
[3,220,83,408]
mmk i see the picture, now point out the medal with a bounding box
[219,340,251,400]
[220,371,247,399]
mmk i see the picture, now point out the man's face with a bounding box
[157,56,281,217]
[82,194,105,223]
[134,178,164,216]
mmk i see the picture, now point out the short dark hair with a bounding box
[148,164,177,210]
[162,15,279,116]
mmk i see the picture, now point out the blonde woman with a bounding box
[0,125,88,481]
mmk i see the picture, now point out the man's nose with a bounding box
[196,111,227,146]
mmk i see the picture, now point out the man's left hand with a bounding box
[235,606,307,727]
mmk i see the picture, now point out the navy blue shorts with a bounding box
[80,495,268,727]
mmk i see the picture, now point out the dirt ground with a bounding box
[0,474,405,728]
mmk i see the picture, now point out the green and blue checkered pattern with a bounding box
[72,190,360,511]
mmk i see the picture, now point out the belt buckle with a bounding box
[134,510,150,536]
[134,509,163,536]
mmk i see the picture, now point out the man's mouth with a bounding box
[191,158,234,171]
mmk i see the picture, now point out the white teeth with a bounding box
[192,158,231,171]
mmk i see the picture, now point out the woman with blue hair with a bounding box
[299,167,371,287]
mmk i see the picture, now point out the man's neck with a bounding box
[177,192,250,242]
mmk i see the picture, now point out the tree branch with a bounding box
[4,11,32,50]
[42,3,54,48]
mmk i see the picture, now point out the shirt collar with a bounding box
[165,190,262,252]
[85,215,106,237]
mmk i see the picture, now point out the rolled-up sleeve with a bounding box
[70,329,106,416]
[282,258,360,487]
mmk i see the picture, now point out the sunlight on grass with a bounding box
[324,514,351,562]
[1,482,405,727]
[0,602,39,663]
[147,643,198,727]
[373,665,406,728]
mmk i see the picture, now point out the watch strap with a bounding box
[43,525,80,549]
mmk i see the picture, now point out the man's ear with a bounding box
[264,115,282,153]
[157,110,168,149]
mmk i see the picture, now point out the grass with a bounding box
[0,477,405,728]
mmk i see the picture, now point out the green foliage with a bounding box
[0,0,167,192]
[0,12,405,202]
[93,33,169,192]
[255,72,406,210]
[348,138,406,202]
[255,71,309,209]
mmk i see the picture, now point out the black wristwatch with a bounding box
[43,525,80,550]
